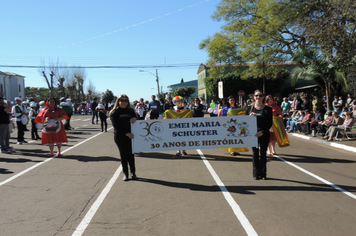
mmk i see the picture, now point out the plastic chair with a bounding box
[335,124,356,141]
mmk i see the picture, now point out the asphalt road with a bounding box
[1,115,355,236]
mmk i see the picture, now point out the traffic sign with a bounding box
[218,81,224,99]
[238,90,245,97]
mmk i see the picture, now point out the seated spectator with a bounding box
[323,112,354,141]
[288,111,305,133]
[318,111,333,136]
[339,107,348,119]
[299,109,312,133]
[285,111,299,129]
[351,105,356,118]
[305,108,323,136]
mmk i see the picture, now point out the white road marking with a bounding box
[290,133,356,153]
[82,124,88,127]
[197,149,258,236]
[82,119,90,121]
[0,127,113,187]
[273,155,356,200]
[71,165,122,236]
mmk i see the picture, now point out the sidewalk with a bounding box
[288,132,356,153]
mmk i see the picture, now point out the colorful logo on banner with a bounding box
[223,118,250,137]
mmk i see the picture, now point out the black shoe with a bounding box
[32,138,35,140]
[36,137,41,140]
[92,122,95,124]
[22,140,28,144]
[123,174,129,181]
[261,176,267,180]
[176,152,181,156]
[182,151,187,156]
[131,173,138,180]
[253,176,260,180]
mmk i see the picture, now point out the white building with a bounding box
[0,71,25,102]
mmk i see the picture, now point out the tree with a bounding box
[102,89,115,103]
[290,48,347,111]
[170,87,196,101]
[199,0,309,92]
[294,0,356,68]
[73,67,86,101]
[180,78,184,83]
[204,71,287,99]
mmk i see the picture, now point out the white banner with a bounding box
[131,116,258,153]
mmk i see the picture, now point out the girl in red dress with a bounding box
[265,95,282,155]
[35,98,68,157]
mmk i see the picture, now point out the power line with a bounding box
[0,64,201,69]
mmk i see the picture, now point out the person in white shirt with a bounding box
[11,97,28,144]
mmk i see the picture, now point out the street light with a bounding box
[139,69,160,99]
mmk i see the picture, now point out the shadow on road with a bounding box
[138,177,356,195]
[55,154,121,163]
[137,152,252,162]
[0,157,41,164]
[276,154,356,164]
[0,168,14,174]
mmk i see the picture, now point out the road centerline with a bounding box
[197,149,258,236]
[273,154,356,200]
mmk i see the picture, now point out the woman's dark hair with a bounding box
[227,95,238,107]
[109,94,134,116]
[46,97,58,108]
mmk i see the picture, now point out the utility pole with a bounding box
[156,69,160,99]
[262,47,266,94]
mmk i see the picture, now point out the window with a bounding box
[19,84,21,92]
[0,84,3,96]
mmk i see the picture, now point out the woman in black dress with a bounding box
[244,90,273,180]
[110,94,138,181]
[190,97,204,117]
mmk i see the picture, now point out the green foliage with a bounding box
[294,0,356,68]
[200,0,356,85]
[25,87,61,102]
[204,71,288,99]
[170,86,196,101]
[101,89,114,103]
[290,48,347,110]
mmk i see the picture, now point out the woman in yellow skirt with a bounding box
[219,95,249,156]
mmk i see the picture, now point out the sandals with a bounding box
[47,153,55,157]
[231,152,240,156]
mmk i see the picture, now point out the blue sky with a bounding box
[0,0,223,101]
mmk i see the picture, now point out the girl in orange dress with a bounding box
[35,98,68,157]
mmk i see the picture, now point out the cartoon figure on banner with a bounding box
[218,95,249,156]
[238,122,250,137]
[223,118,238,137]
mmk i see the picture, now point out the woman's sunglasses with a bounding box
[119,99,128,102]
[254,94,263,97]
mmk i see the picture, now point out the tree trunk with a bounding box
[325,81,332,112]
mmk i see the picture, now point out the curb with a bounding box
[288,133,356,153]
